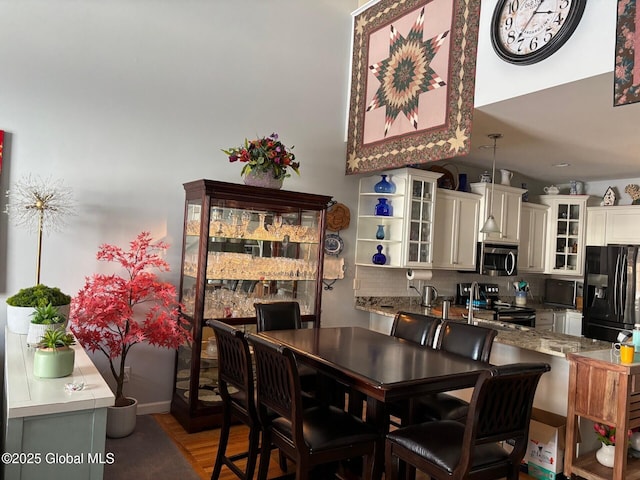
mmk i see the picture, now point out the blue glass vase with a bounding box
[374,198,392,216]
[374,174,395,193]
[375,225,385,240]
[372,245,387,265]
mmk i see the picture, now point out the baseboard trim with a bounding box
[136,400,171,415]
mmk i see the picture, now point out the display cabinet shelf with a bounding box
[171,179,331,433]
[355,168,441,268]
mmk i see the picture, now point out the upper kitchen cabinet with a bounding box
[518,203,549,273]
[355,168,442,268]
[540,195,589,276]
[586,205,640,246]
[431,189,480,270]
[470,183,524,244]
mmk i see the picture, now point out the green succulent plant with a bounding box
[37,328,75,350]
[30,303,66,325]
[6,284,71,307]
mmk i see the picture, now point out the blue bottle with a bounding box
[374,198,392,216]
[372,245,387,265]
[375,225,385,240]
[374,174,396,193]
[633,324,640,352]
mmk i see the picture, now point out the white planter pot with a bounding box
[595,442,615,468]
[106,397,138,438]
[6,304,70,336]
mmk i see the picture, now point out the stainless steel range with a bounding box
[455,283,536,328]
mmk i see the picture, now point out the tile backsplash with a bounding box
[354,265,547,303]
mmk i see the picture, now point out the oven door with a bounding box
[478,243,518,277]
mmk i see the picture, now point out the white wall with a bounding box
[0,0,365,411]
[474,0,616,107]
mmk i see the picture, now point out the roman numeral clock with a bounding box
[491,0,586,65]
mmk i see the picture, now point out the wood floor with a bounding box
[153,413,538,480]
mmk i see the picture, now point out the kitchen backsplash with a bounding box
[354,265,547,304]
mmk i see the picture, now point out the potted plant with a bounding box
[223,132,300,189]
[69,231,192,438]
[33,327,76,378]
[6,284,71,335]
[26,303,68,347]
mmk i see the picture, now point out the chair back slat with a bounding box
[436,321,497,362]
[254,301,302,332]
[248,333,300,425]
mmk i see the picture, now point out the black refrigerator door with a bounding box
[621,246,640,326]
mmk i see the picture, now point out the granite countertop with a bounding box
[355,296,610,358]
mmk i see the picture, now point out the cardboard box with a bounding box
[524,408,571,479]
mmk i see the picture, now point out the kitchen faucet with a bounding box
[468,281,480,325]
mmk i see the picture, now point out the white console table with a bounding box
[3,328,115,480]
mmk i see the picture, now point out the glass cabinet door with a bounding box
[407,178,435,264]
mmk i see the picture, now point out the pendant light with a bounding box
[480,133,502,234]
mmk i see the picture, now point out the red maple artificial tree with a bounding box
[70,231,191,407]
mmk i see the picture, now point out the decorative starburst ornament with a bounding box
[5,175,75,284]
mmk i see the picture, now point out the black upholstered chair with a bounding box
[390,311,441,347]
[412,321,498,424]
[386,312,442,426]
[385,362,551,480]
[208,320,261,480]
[254,301,319,396]
[254,301,302,332]
[247,332,380,480]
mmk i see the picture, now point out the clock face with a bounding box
[491,0,586,65]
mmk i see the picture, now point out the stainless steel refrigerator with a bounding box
[583,245,640,342]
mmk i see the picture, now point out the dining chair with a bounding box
[247,332,381,480]
[385,362,551,480]
[254,301,302,332]
[208,320,261,480]
[390,311,441,346]
[254,301,320,396]
[386,312,442,426]
[412,321,498,424]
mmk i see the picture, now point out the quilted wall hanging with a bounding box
[345,0,481,174]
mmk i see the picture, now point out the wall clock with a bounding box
[491,0,587,65]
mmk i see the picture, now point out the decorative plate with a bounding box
[324,233,344,256]
[326,202,351,231]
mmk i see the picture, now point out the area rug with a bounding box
[104,415,201,480]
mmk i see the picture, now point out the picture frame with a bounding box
[345,0,482,174]
[614,0,640,106]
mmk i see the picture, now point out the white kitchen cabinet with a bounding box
[431,189,480,270]
[518,203,549,273]
[355,168,441,268]
[585,207,606,246]
[470,182,524,244]
[586,205,640,246]
[540,195,589,277]
[553,310,583,336]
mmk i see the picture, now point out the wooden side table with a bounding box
[565,350,640,480]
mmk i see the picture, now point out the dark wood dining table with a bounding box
[256,326,491,479]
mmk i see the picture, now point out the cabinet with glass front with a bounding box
[171,179,331,432]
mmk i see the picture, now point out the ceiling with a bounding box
[442,72,640,184]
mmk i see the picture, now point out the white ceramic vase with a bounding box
[595,442,615,468]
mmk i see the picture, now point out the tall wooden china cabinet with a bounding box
[171,179,331,432]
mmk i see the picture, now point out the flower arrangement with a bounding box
[223,133,300,180]
[594,422,632,446]
[70,232,192,407]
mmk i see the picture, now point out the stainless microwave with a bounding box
[477,243,517,277]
